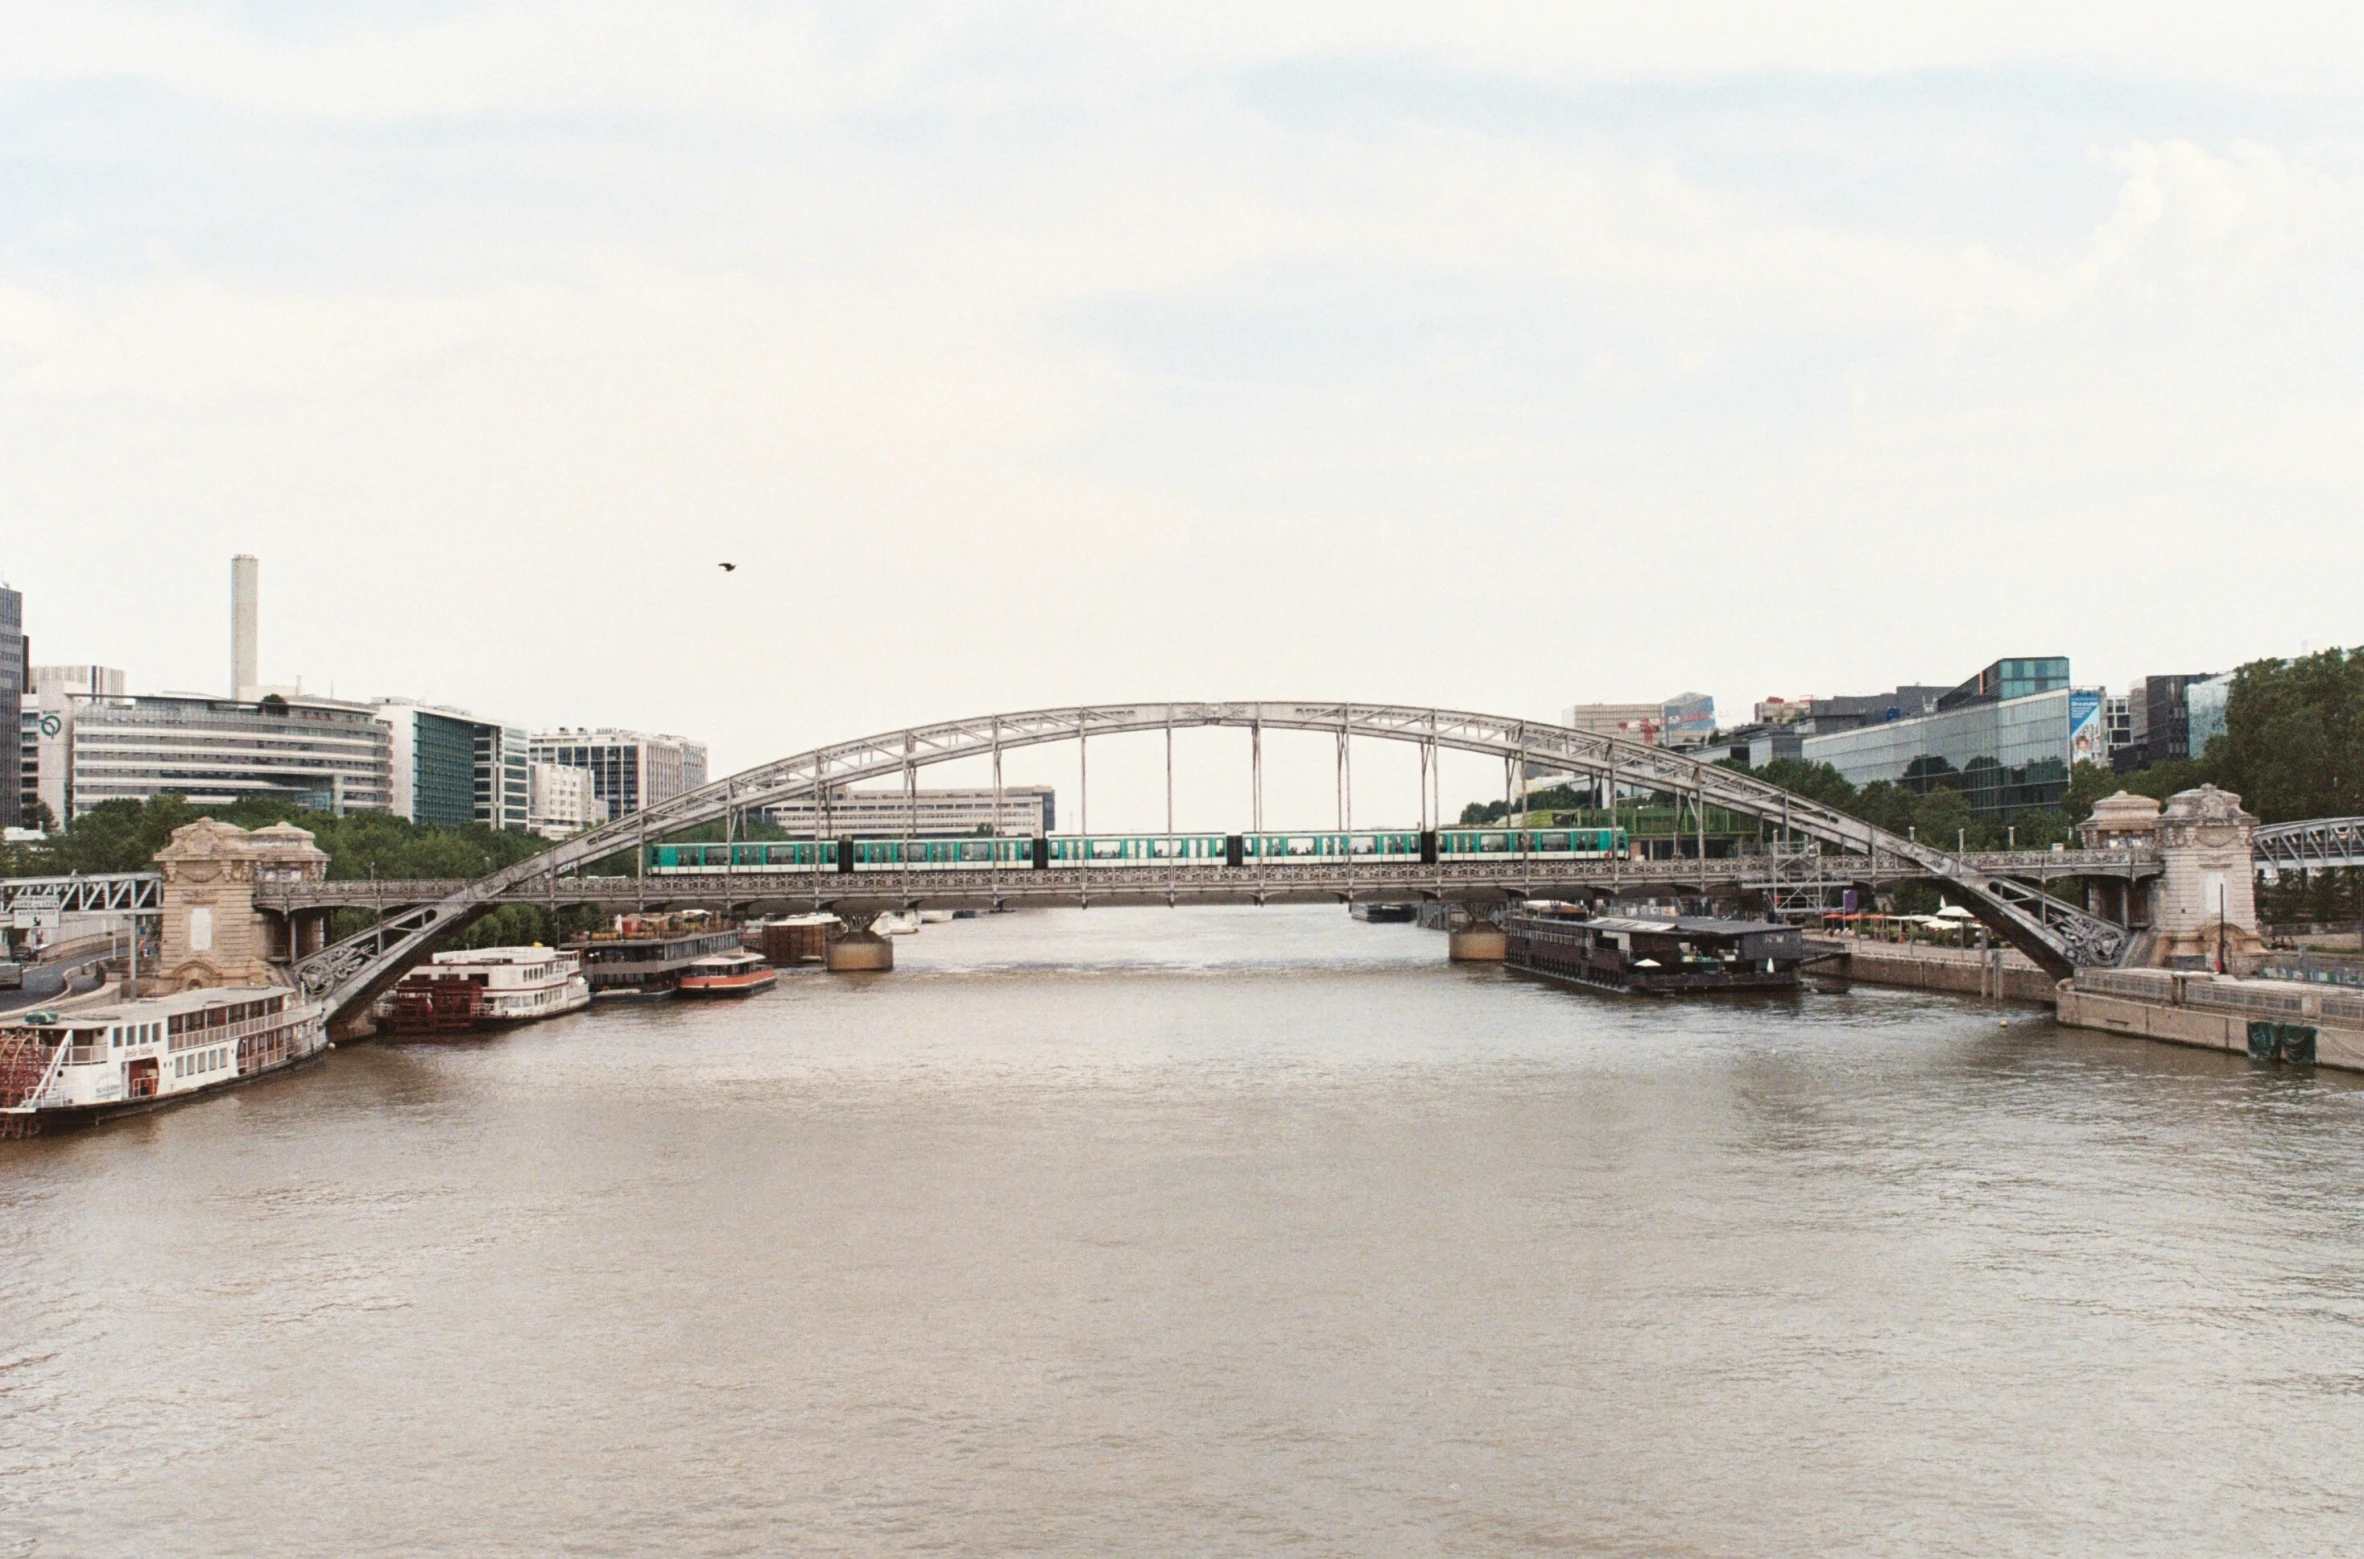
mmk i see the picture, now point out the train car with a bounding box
[847,837,1039,870]
[1045,835,1231,867]
[646,841,839,871]
[647,825,1631,877]
[1434,827,1627,861]
[1238,831,1427,864]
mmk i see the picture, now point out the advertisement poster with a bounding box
[2069,689,2107,767]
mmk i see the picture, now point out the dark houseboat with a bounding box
[1505,910,1806,995]
[568,914,748,1000]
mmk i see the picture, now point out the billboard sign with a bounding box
[2069,689,2107,768]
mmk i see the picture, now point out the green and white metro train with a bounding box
[645,827,1627,875]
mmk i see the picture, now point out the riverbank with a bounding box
[1803,935,2057,1003]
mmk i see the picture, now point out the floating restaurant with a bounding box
[1504,910,1807,996]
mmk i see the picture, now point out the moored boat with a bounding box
[1505,910,1806,995]
[0,986,329,1136]
[677,951,778,997]
[382,946,591,1037]
[570,914,746,999]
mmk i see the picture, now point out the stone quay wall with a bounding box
[2058,969,2364,1073]
[1803,937,2061,1004]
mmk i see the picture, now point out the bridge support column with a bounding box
[2154,785,2264,969]
[826,915,895,973]
[152,819,331,992]
[1447,907,1507,963]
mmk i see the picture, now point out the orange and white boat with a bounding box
[676,951,778,997]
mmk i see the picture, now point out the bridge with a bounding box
[275,702,2144,1023]
[255,848,2162,916]
[2252,817,2364,876]
[0,873,163,917]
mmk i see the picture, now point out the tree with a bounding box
[1753,759,1858,812]
[2062,761,2121,823]
[2207,648,2364,823]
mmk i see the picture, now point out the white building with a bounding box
[528,761,595,839]
[762,785,1055,837]
[42,693,392,819]
[528,729,708,821]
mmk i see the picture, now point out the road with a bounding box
[0,952,116,1015]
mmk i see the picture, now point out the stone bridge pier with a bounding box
[154,819,332,991]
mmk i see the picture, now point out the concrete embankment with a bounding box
[1804,937,2058,1004]
[2060,969,2364,1072]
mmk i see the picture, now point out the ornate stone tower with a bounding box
[2153,784,2262,969]
[154,819,330,990]
[2079,790,2163,929]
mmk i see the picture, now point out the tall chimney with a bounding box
[231,554,259,700]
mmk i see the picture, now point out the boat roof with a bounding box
[431,946,571,964]
[1555,915,1797,937]
[11,985,298,1029]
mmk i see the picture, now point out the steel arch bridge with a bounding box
[2252,817,2364,875]
[288,702,2135,1019]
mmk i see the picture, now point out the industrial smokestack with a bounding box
[231,554,259,700]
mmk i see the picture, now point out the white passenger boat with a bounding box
[0,986,329,1136]
[383,946,591,1035]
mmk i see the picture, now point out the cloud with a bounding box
[3,5,2362,767]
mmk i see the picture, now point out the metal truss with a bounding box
[0,873,162,917]
[290,704,2146,1012]
[291,702,2137,1014]
[2252,817,2364,876]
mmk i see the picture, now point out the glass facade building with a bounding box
[2185,674,2232,759]
[1802,658,2080,817]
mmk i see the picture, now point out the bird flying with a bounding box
[718,562,737,572]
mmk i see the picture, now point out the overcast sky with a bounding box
[4,4,2361,816]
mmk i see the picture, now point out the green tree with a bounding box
[1753,759,1858,812]
[2207,648,2364,823]
[2061,760,2121,823]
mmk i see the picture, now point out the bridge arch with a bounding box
[293,702,2130,1017]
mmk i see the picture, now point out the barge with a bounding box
[384,946,591,1037]
[569,915,746,1000]
[0,986,329,1136]
[1505,911,1806,995]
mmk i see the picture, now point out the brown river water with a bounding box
[4,905,2363,1556]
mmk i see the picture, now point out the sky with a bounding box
[4,3,2362,822]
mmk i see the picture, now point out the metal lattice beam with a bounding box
[2253,817,2364,875]
[291,703,2135,1012]
[0,873,163,916]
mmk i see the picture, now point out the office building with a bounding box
[54,694,392,819]
[1802,658,2079,817]
[34,665,126,699]
[2141,673,2215,767]
[762,785,1056,838]
[477,724,530,832]
[528,762,596,839]
[2185,673,2233,759]
[0,584,22,827]
[375,701,531,830]
[1560,692,1718,748]
[529,729,709,822]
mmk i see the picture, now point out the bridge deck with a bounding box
[260,848,2158,917]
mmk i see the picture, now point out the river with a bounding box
[5,905,2362,1556]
